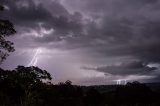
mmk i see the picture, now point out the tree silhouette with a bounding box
[0,5,16,63]
[0,66,52,106]
[84,88,103,106]
[114,81,156,106]
[0,69,160,106]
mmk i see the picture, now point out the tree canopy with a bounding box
[0,5,16,63]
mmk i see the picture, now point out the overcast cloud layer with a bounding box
[1,0,160,85]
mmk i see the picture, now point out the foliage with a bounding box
[0,66,160,106]
[0,5,16,63]
[0,66,52,106]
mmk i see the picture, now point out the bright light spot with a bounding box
[28,48,42,66]
[22,25,54,38]
[117,80,121,85]
[113,75,156,85]
[113,79,128,85]
[3,5,10,10]
[40,27,54,35]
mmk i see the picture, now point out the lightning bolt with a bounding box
[116,80,121,85]
[114,79,127,85]
[27,25,53,66]
[28,48,42,66]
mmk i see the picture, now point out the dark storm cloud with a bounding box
[1,0,160,84]
[60,0,160,63]
[3,0,160,66]
[2,0,160,58]
[95,61,157,76]
[82,61,157,76]
[0,0,52,27]
[1,0,83,40]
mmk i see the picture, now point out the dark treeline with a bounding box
[0,66,160,106]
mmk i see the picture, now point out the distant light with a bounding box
[114,79,127,85]
[3,5,10,10]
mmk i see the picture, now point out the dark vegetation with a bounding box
[0,4,16,64]
[1,4,160,106]
[0,66,160,106]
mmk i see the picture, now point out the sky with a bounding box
[1,0,160,85]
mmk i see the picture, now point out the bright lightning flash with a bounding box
[28,48,42,66]
[26,24,53,66]
[113,79,127,85]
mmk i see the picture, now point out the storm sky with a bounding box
[1,0,160,85]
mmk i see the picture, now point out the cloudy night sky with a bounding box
[1,0,160,85]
